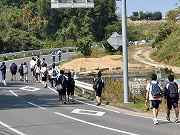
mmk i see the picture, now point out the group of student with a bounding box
[29,55,75,104]
[145,73,179,125]
[0,61,29,85]
[51,49,62,62]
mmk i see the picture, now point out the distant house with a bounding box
[176,14,180,20]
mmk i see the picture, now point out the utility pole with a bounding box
[121,0,129,103]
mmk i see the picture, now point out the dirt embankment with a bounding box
[60,45,180,74]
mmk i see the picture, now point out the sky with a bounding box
[116,0,179,17]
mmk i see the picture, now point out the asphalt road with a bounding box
[0,52,180,135]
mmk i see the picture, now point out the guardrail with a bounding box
[75,80,94,94]
[0,47,76,58]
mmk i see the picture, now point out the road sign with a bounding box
[107,32,122,50]
[51,0,94,8]
[71,109,105,116]
[19,86,40,92]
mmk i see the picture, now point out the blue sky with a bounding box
[116,0,179,17]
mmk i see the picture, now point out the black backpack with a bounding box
[69,78,75,87]
[168,82,179,99]
[10,63,17,72]
[56,75,66,91]
[36,59,41,67]
[93,77,103,90]
[19,65,23,73]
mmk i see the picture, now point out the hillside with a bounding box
[152,24,180,67]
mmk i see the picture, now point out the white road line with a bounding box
[0,121,26,135]
[54,112,139,135]
[48,87,121,113]
[28,102,46,110]
[48,86,58,93]
[75,99,121,113]
[9,90,19,97]
[71,109,105,116]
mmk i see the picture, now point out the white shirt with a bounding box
[50,68,58,78]
[41,67,48,77]
[35,66,41,74]
[30,60,36,68]
[146,80,162,100]
[57,50,62,56]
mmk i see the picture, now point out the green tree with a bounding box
[76,37,94,57]
[166,8,180,22]
[153,11,162,20]
[139,11,146,20]
[129,11,139,21]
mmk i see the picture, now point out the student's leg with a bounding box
[166,100,173,120]
[44,78,47,88]
[153,108,158,118]
[71,89,75,103]
[38,74,40,82]
[53,78,56,87]
[175,108,179,118]
[173,101,179,120]
[67,90,70,104]
[51,78,54,87]
[13,73,16,81]
[58,91,62,101]
[11,73,13,81]
[151,100,160,124]
[167,109,171,118]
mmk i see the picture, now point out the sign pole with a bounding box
[122,0,128,103]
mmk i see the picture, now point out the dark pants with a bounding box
[51,78,57,87]
[58,56,61,61]
[52,56,55,62]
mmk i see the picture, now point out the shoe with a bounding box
[64,102,66,104]
[97,102,101,106]
[153,118,159,125]
[72,100,75,104]
[175,119,179,123]
[166,117,170,122]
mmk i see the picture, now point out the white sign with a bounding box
[71,109,105,116]
[19,86,40,92]
[51,0,94,8]
[107,31,122,50]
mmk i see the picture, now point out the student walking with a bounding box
[10,62,17,81]
[145,73,162,125]
[41,58,48,67]
[56,70,67,104]
[66,72,75,104]
[50,64,58,87]
[57,49,62,61]
[51,51,56,62]
[19,63,24,81]
[93,71,104,106]
[23,62,28,83]
[41,63,48,88]
[0,62,7,86]
[164,74,179,123]
[35,64,41,82]
[30,57,36,77]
